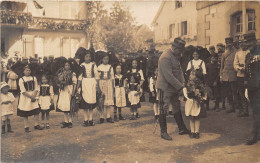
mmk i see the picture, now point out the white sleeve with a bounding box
[34,77,38,91]
[110,67,115,79]
[149,77,154,92]
[202,61,207,75]
[139,70,144,81]
[186,61,191,72]
[19,78,26,93]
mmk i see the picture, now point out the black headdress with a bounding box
[74,47,87,65]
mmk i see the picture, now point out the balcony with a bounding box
[1,10,91,32]
[0,10,32,28]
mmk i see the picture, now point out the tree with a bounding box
[100,2,138,54]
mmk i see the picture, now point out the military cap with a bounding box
[225,37,233,43]
[243,32,256,41]
[172,37,186,48]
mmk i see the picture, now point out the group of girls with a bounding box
[1,50,146,133]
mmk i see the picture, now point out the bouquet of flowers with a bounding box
[57,68,73,90]
[186,69,207,104]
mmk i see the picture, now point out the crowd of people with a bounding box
[0,32,259,146]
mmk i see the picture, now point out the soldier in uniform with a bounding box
[216,43,226,110]
[220,37,238,113]
[244,33,260,145]
[156,37,190,141]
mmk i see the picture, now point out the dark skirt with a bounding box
[79,99,97,110]
[17,108,41,117]
[56,108,70,113]
[41,104,55,113]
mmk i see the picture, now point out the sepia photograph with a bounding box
[0,0,260,162]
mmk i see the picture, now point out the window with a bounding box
[34,37,44,58]
[181,21,187,36]
[235,14,243,33]
[248,11,255,31]
[169,24,175,38]
[62,38,80,58]
[175,1,182,9]
[61,5,78,19]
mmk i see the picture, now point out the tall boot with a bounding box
[7,119,13,133]
[159,113,172,140]
[174,112,189,135]
[2,120,6,134]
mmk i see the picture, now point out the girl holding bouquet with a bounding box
[184,50,207,139]
[56,61,77,128]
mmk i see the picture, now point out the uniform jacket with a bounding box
[156,48,185,93]
[233,49,249,77]
[245,45,260,90]
[220,47,237,82]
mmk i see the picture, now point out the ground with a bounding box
[1,96,260,163]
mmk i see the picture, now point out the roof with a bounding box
[151,1,165,26]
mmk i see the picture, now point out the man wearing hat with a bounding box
[220,37,238,113]
[244,32,260,145]
[233,39,250,117]
[156,37,190,141]
[216,43,226,110]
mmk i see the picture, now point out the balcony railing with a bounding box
[0,10,32,26]
[1,10,91,31]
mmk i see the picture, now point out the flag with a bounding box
[33,1,43,9]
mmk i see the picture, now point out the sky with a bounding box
[102,1,161,28]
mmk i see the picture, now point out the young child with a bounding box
[127,74,142,120]
[114,64,126,122]
[98,53,115,123]
[78,51,99,126]
[56,62,77,128]
[186,50,207,118]
[38,75,54,129]
[1,82,15,134]
[127,59,144,118]
[7,68,19,96]
[184,50,207,139]
[17,65,43,132]
[149,67,159,120]
[206,55,220,111]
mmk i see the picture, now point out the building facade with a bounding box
[1,1,89,59]
[152,1,259,50]
[152,1,197,51]
[197,1,260,48]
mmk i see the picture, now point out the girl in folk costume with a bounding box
[38,75,54,129]
[1,82,15,134]
[77,50,99,127]
[184,50,207,139]
[98,53,115,123]
[17,65,43,133]
[56,61,77,128]
[127,59,144,118]
[113,64,126,122]
[7,67,19,96]
[149,67,159,120]
[127,74,142,120]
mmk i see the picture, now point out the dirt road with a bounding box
[1,98,260,163]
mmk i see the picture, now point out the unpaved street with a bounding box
[1,98,260,163]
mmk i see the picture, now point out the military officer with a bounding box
[244,32,260,145]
